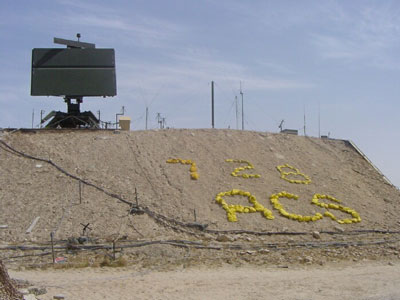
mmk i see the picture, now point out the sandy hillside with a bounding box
[0,128,399,270]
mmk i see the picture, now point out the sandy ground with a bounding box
[10,261,400,300]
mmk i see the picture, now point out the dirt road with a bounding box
[10,261,400,300]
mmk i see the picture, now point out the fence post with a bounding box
[50,232,55,265]
[79,181,82,204]
[112,241,116,260]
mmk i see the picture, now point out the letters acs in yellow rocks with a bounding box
[311,194,361,224]
[269,192,361,224]
[215,189,274,222]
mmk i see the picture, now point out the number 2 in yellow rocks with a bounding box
[215,189,274,222]
[276,164,311,184]
[225,159,261,179]
[311,194,361,224]
[270,192,323,222]
[166,158,199,180]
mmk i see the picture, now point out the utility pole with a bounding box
[318,100,321,138]
[240,82,244,130]
[145,107,149,130]
[303,104,306,136]
[211,81,215,128]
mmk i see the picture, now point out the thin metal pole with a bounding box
[50,232,55,265]
[145,107,148,130]
[31,109,34,129]
[211,81,215,128]
[112,241,116,260]
[318,100,321,138]
[303,104,306,136]
[235,95,239,130]
[240,82,244,130]
[79,181,82,204]
[156,113,162,129]
[193,209,197,222]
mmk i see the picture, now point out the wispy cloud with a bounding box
[56,1,184,49]
[311,34,362,59]
[311,2,400,69]
[117,48,313,103]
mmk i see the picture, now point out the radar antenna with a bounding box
[31,35,116,128]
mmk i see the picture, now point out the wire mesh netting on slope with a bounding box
[0,129,399,246]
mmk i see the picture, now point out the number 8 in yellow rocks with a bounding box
[215,189,274,222]
[276,164,311,184]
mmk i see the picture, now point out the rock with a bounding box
[312,231,321,239]
[19,289,29,295]
[202,234,213,241]
[77,236,89,244]
[67,237,79,245]
[304,256,313,263]
[388,261,394,266]
[334,225,344,233]
[53,295,65,299]
[259,249,270,254]
[28,286,47,295]
[23,295,38,300]
[216,235,234,242]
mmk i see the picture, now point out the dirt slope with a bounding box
[0,128,399,246]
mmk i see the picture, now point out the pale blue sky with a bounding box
[1,0,400,187]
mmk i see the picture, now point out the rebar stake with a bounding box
[50,232,55,265]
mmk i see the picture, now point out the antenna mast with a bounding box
[240,81,244,130]
[235,95,239,130]
[156,113,166,129]
[303,104,306,136]
[211,81,215,128]
[145,107,149,130]
[318,100,321,138]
